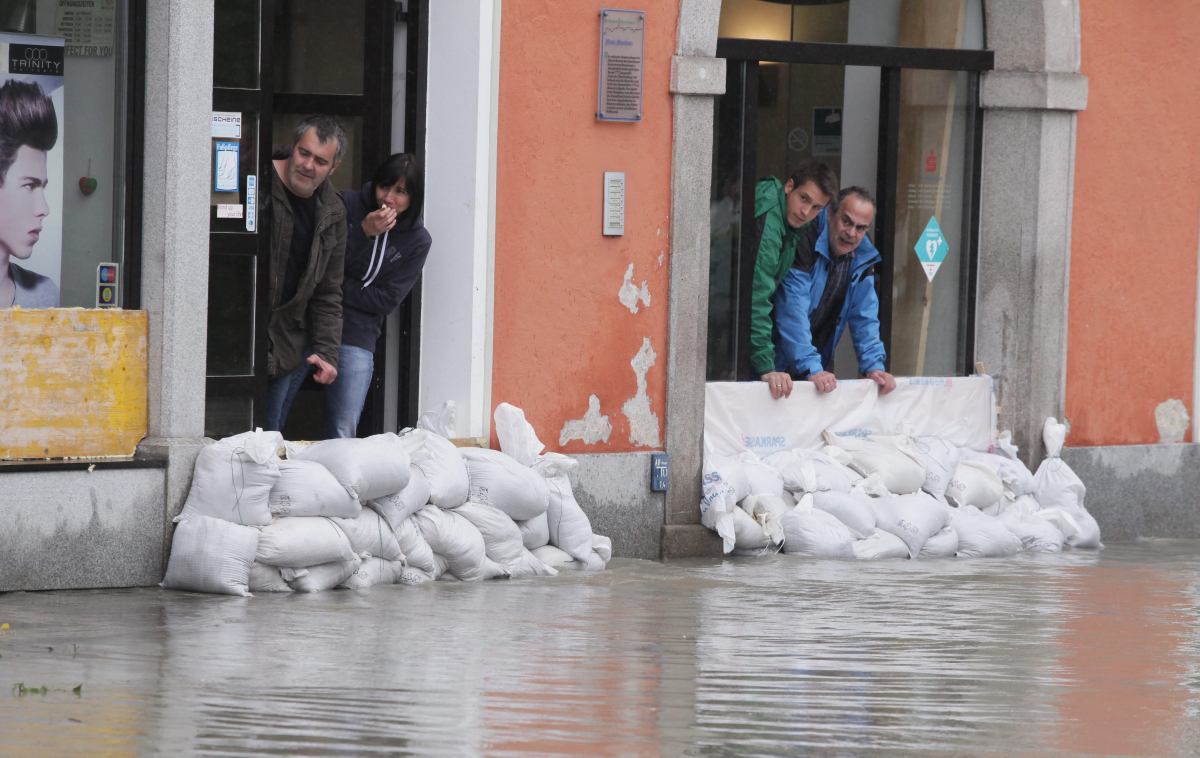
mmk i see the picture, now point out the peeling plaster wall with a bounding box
[1065,0,1200,446]
[491,0,676,453]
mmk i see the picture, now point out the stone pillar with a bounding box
[137,0,216,553]
[975,0,1086,464]
[662,0,724,557]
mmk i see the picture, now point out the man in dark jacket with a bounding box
[262,115,348,432]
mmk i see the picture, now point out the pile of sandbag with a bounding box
[162,405,611,597]
[700,417,1100,560]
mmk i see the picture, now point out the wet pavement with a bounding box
[2,540,1200,755]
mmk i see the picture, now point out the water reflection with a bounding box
[1,542,1198,754]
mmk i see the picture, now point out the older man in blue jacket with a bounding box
[772,186,896,396]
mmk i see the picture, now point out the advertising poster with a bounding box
[0,33,64,309]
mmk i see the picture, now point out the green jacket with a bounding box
[749,177,814,376]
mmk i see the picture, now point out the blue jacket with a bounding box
[773,207,887,377]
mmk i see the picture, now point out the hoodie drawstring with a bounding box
[361,227,389,289]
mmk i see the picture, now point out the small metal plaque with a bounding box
[651,452,669,492]
[603,171,625,236]
[597,9,644,122]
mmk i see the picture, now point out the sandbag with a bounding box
[739,493,790,546]
[340,557,406,589]
[454,501,557,578]
[1039,506,1102,549]
[1032,417,1099,548]
[811,490,876,538]
[700,463,740,553]
[763,448,853,494]
[181,429,282,526]
[519,512,550,550]
[917,524,959,558]
[248,561,293,593]
[729,506,771,553]
[269,459,361,519]
[282,556,361,593]
[414,506,509,581]
[950,505,1022,558]
[532,544,576,568]
[162,514,259,596]
[332,507,404,562]
[367,466,431,530]
[493,402,545,467]
[960,449,1036,498]
[460,447,550,520]
[255,516,356,568]
[290,433,411,502]
[780,496,856,558]
[412,432,470,508]
[592,534,613,564]
[871,492,951,557]
[946,459,1005,510]
[736,451,785,498]
[395,516,437,575]
[852,528,910,560]
[822,432,925,495]
[398,567,434,585]
[543,473,594,563]
[997,495,1064,553]
[905,436,961,499]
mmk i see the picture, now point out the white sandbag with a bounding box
[905,436,961,499]
[367,466,431,530]
[871,492,952,557]
[1033,458,1086,513]
[917,525,959,558]
[269,459,361,519]
[700,464,740,553]
[255,516,356,568]
[181,429,282,526]
[811,490,876,538]
[961,449,1036,497]
[1032,417,1099,548]
[950,505,1023,558]
[997,495,1064,553]
[395,515,437,575]
[412,432,470,508]
[995,429,1021,460]
[290,433,411,502]
[332,508,404,562]
[592,534,612,564]
[729,506,771,553]
[945,459,1005,510]
[414,506,509,581]
[851,472,891,498]
[852,529,910,560]
[580,551,606,571]
[460,447,550,520]
[417,400,457,437]
[398,567,434,585]
[532,544,576,568]
[432,553,452,580]
[780,496,857,558]
[736,451,785,498]
[282,556,361,593]
[739,493,790,546]
[162,514,259,596]
[543,473,595,563]
[340,557,406,589]
[494,402,545,467]
[519,512,550,550]
[248,561,293,593]
[763,448,853,494]
[1039,506,1101,549]
[822,432,925,495]
[454,502,557,577]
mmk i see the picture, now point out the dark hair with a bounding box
[787,160,838,206]
[292,114,347,163]
[371,153,424,231]
[837,186,877,213]
[0,80,56,186]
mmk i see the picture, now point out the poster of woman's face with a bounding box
[0,34,63,309]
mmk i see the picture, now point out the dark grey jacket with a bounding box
[267,168,347,377]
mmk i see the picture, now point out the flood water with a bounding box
[3,540,1200,755]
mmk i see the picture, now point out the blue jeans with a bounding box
[263,358,313,433]
[325,344,374,438]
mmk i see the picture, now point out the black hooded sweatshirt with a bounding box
[337,182,432,352]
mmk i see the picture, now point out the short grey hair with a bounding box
[292,114,347,163]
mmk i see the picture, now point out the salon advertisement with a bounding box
[0,33,64,309]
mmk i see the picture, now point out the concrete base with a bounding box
[1062,443,1200,542]
[572,453,664,561]
[660,524,723,559]
[0,467,168,591]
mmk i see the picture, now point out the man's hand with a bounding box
[865,369,896,395]
[362,205,398,237]
[810,370,837,393]
[761,371,793,400]
[307,353,338,385]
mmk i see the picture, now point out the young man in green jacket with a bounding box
[748,160,838,399]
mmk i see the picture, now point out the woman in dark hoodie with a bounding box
[327,153,431,437]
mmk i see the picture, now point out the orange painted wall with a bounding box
[492,1,677,453]
[1065,0,1200,445]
